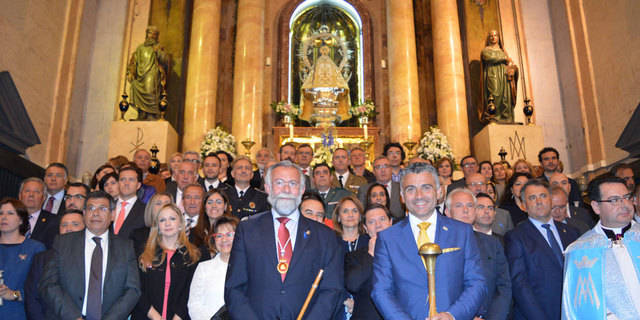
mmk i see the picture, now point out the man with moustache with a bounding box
[563,177,640,318]
[225,161,344,319]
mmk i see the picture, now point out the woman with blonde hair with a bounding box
[512,159,533,175]
[134,203,201,320]
[130,192,173,258]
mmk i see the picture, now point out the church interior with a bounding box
[1,0,639,194]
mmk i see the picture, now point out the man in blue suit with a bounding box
[371,163,487,320]
[505,179,580,319]
[225,161,344,320]
[444,189,512,320]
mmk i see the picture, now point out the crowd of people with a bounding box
[0,142,639,319]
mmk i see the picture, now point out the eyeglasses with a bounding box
[467,182,486,187]
[86,205,110,213]
[462,162,477,168]
[64,194,87,200]
[374,164,390,170]
[213,231,235,239]
[596,193,633,205]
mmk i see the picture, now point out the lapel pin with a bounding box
[304,230,311,239]
[563,229,566,233]
[443,226,448,231]
[19,254,27,260]
[42,218,46,222]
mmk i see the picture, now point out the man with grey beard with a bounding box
[225,161,344,319]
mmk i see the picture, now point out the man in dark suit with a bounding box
[466,172,514,235]
[250,147,274,189]
[538,147,582,206]
[371,163,487,320]
[25,209,86,320]
[445,189,511,320]
[198,153,232,192]
[448,155,479,192]
[345,204,392,320]
[40,191,141,320]
[63,182,89,210]
[166,160,199,209]
[549,171,595,227]
[224,156,269,219]
[225,160,344,319]
[19,177,59,249]
[357,156,404,219]
[112,167,146,239]
[473,193,505,245]
[331,148,367,194]
[311,163,352,219]
[551,187,590,235]
[505,179,580,319]
[42,162,68,215]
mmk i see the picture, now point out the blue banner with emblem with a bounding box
[562,242,607,320]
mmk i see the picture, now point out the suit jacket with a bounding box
[474,232,511,320]
[39,230,141,320]
[541,175,583,207]
[166,180,178,200]
[447,178,466,192]
[224,186,270,220]
[113,199,146,240]
[491,207,514,236]
[331,172,367,194]
[313,187,353,219]
[564,217,590,235]
[197,177,232,193]
[225,211,344,320]
[569,205,596,228]
[357,182,403,220]
[345,246,382,320]
[250,169,264,189]
[25,249,54,320]
[30,210,59,249]
[504,219,579,320]
[371,215,487,320]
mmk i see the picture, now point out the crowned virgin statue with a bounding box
[300,45,351,124]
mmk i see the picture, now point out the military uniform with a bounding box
[312,187,353,219]
[224,186,270,220]
[331,171,367,194]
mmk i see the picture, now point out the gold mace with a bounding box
[419,243,442,317]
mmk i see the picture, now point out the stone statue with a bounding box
[300,45,351,123]
[481,30,518,123]
[127,26,169,120]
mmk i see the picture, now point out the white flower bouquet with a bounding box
[416,126,455,165]
[271,101,301,118]
[348,100,377,118]
[200,126,237,157]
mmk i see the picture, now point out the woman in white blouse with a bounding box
[188,215,239,319]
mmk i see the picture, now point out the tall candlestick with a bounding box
[408,125,413,141]
[364,124,368,140]
[247,123,252,141]
[289,124,294,140]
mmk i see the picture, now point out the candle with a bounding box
[289,124,294,140]
[247,123,252,141]
[364,124,368,140]
[408,125,413,141]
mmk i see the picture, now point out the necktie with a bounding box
[321,192,327,199]
[26,215,34,238]
[45,196,55,212]
[338,175,344,188]
[277,217,293,282]
[417,222,431,269]
[542,224,564,265]
[86,237,103,320]
[239,190,245,198]
[114,201,128,235]
[303,169,308,175]
[208,185,214,192]
[435,206,443,216]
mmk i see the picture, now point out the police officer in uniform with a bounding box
[225,156,269,219]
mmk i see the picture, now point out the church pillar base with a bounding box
[108,121,178,162]
[473,124,544,164]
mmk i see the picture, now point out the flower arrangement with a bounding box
[416,126,455,165]
[348,100,377,118]
[271,101,301,118]
[200,126,236,157]
[311,132,337,167]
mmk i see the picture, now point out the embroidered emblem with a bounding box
[249,202,255,209]
[19,254,27,260]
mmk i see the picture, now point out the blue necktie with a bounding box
[542,224,563,265]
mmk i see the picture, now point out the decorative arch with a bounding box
[275,0,374,108]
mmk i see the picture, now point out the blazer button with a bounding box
[280,289,286,295]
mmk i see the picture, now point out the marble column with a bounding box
[386,0,422,143]
[431,0,470,159]
[231,0,264,155]
[182,0,222,152]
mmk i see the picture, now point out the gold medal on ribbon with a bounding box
[277,259,289,274]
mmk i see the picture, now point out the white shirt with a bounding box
[473,226,493,235]
[409,211,438,245]
[43,189,65,214]
[82,230,109,315]
[235,185,250,198]
[28,210,41,235]
[115,196,137,223]
[529,217,565,250]
[272,209,300,255]
[184,213,199,229]
[565,204,572,218]
[188,254,228,320]
[176,188,184,208]
[204,179,221,191]
[335,171,350,186]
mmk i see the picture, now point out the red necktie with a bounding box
[45,196,55,212]
[277,217,293,282]
[114,201,128,234]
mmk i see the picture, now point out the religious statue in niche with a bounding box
[481,29,518,123]
[299,25,352,127]
[127,26,169,120]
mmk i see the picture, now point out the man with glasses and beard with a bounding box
[225,161,344,319]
